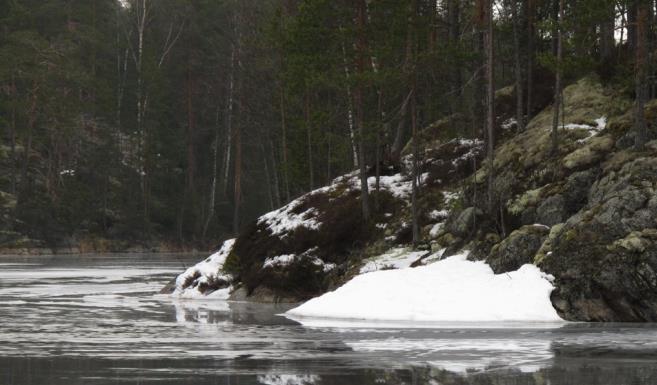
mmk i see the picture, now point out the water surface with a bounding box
[1,254,657,385]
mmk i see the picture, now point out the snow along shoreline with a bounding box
[284,252,565,325]
[171,242,565,326]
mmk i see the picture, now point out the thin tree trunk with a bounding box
[600,2,615,64]
[279,87,291,202]
[340,39,359,168]
[10,74,17,195]
[20,81,39,194]
[186,64,196,194]
[526,0,535,118]
[269,137,282,208]
[355,0,370,222]
[629,2,638,51]
[232,117,242,236]
[327,129,332,184]
[202,106,221,241]
[484,0,495,213]
[305,91,314,191]
[391,91,411,162]
[261,140,274,211]
[411,88,420,247]
[551,0,564,156]
[232,20,243,236]
[222,47,236,197]
[635,1,649,150]
[511,0,525,132]
[390,10,415,163]
[448,0,462,96]
[375,92,382,210]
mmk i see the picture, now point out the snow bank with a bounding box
[286,253,563,323]
[172,239,235,299]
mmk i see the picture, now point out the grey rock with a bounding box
[542,157,657,321]
[486,225,549,273]
[448,207,482,237]
[536,194,567,227]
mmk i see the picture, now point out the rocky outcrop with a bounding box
[540,156,657,321]
[437,77,657,321]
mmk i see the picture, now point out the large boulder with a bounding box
[486,225,549,274]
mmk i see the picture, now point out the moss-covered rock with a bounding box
[541,156,657,321]
[486,225,549,273]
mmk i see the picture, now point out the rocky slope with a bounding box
[172,76,657,322]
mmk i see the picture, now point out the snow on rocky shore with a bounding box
[285,252,564,324]
[172,239,236,299]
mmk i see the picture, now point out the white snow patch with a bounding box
[258,199,321,237]
[452,139,484,168]
[429,222,445,238]
[428,209,449,220]
[263,254,296,269]
[287,252,563,323]
[443,191,460,205]
[264,253,335,273]
[339,172,429,200]
[457,138,484,147]
[562,116,606,143]
[359,247,426,274]
[501,118,518,130]
[172,239,235,299]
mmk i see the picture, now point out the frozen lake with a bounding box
[2,254,657,385]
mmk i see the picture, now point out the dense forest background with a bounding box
[0,0,654,251]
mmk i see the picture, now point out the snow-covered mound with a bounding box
[286,252,563,323]
[172,239,235,299]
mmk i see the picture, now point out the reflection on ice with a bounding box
[172,298,230,324]
[258,374,320,385]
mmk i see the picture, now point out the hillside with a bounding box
[170,77,657,322]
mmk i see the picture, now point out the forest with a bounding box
[0,0,654,251]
